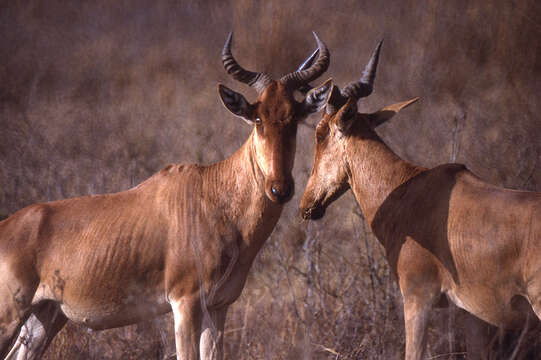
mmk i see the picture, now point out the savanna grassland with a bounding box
[2,1,541,359]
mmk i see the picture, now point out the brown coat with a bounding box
[0,31,334,360]
[301,96,541,360]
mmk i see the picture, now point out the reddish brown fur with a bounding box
[301,98,541,360]
[0,79,318,360]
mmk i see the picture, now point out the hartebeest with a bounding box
[300,41,541,360]
[0,33,334,360]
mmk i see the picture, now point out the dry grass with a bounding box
[3,1,541,359]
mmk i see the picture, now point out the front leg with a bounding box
[403,296,433,360]
[397,239,442,360]
[200,306,228,360]
[171,297,203,360]
[400,272,441,359]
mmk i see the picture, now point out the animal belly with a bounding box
[446,287,527,328]
[59,295,171,330]
[34,279,171,330]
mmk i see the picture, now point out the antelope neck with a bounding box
[200,129,283,249]
[345,133,425,226]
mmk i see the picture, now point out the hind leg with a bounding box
[5,301,67,360]
[0,286,35,358]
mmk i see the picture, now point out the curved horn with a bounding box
[341,39,383,100]
[280,32,330,89]
[222,32,273,93]
[297,48,319,72]
[296,48,319,94]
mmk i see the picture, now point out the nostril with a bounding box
[270,182,293,202]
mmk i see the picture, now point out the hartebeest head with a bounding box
[300,40,418,219]
[218,32,333,203]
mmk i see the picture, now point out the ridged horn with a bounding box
[222,32,273,93]
[280,32,330,89]
[341,39,383,100]
[297,48,319,94]
[297,48,319,72]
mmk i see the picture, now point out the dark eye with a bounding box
[254,117,262,125]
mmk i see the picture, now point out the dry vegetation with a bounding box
[3,1,541,359]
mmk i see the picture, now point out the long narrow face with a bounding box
[219,80,333,203]
[300,99,355,219]
[251,82,299,203]
[300,39,418,220]
[300,96,419,219]
[218,31,332,203]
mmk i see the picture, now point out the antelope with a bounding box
[300,41,541,360]
[0,32,334,360]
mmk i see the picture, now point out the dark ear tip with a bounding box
[217,83,226,95]
[217,83,232,94]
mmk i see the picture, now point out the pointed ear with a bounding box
[335,98,358,133]
[367,97,419,127]
[218,84,255,123]
[325,85,346,115]
[302,78,333,114]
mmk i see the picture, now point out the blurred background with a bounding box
[2,1,541,358]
